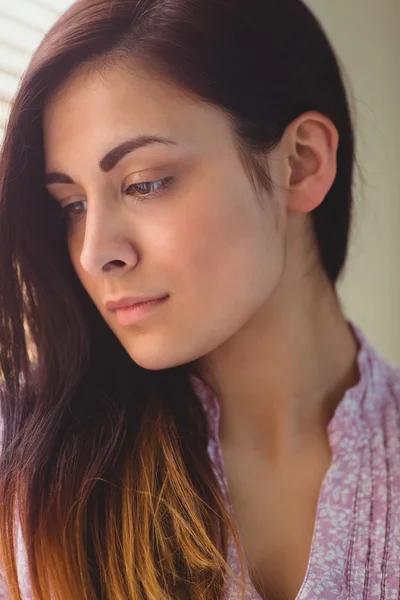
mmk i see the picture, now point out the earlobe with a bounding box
[285,111,338,214]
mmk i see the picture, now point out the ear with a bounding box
[281,111,339,214]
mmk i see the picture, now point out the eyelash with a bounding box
[124,175,175,202]
[60,176,175,222]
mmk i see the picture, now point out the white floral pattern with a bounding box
[189,323,400,599]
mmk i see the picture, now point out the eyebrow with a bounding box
[44,134,177,185]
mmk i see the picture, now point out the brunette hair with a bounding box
[0,0,357,598]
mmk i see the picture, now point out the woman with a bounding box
[0,0,399,598]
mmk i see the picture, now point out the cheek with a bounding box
[166,188,285,307]
[67,235,97,300]
[68,237,84,280]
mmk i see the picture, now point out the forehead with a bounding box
[43,61,235,168]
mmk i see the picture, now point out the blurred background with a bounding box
[1,0,399,361]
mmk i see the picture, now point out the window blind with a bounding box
[0,0,73,140]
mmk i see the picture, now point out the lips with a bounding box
[113,295,169,326]
[104,294,168,311]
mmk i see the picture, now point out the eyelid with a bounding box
[58,194,87,209]
[46,185,85,205]
[121,167,174,191]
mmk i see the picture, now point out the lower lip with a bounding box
[114,296,168,325]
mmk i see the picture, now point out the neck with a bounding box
[194,272,360,463]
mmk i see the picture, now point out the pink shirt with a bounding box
[189,323,400,599]
[1,322,400,599]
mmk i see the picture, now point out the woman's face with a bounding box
[43,61,288,370]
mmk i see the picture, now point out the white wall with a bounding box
[305,0,400,362]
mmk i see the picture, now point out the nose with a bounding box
[78,200,139,278]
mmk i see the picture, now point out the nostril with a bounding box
[103,260,126,272]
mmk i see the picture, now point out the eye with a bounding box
[61,199,87,222]
[124,176,175,201]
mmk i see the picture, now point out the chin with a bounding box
[123,345,188,372]
[123,337,207,372]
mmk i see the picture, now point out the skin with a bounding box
[43,60,359,469]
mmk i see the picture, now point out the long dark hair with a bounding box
[0,0,356,598]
